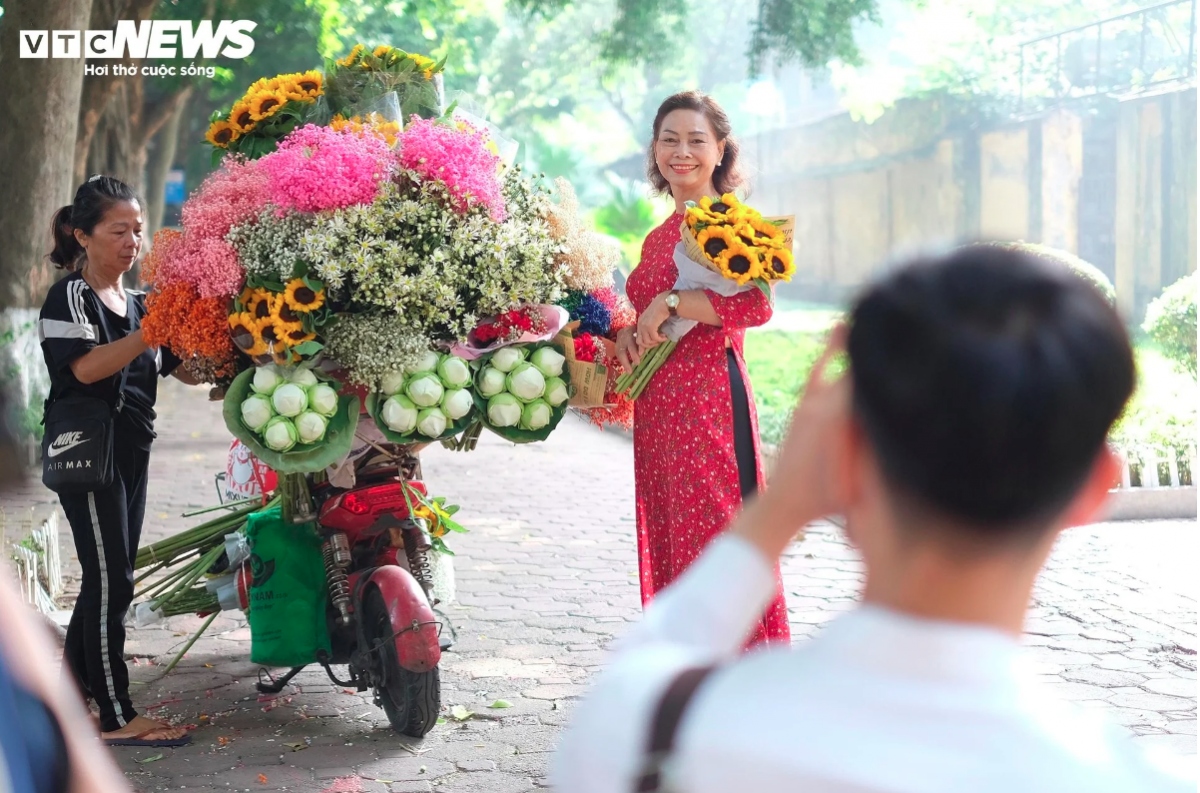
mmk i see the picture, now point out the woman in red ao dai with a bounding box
[617,92,790,647]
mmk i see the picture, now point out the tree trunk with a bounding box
[0,0,95,308]
[145,104,185,238]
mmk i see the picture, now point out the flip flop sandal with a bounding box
[104,729,192,748]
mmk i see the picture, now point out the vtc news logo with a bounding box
[19,20,257,59]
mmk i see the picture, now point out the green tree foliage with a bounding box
[1142,271,1198,376]
[513,0,881,74]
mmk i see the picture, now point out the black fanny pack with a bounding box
[41,366,129,494]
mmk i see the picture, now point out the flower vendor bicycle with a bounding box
[133,440,449,739]
[253,444,447,738]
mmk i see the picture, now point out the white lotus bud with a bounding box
[294,411,328,444]
[240,393,274,432]
[406,349,441,375]
[506,362,545,402]
[530,346,566,378]
[417,407,448,438]
[251,365,283,396]
[380,370,407,397]
[487,393,522,427]
[381,395,419,434]
[544,376,570,408]
[289,368,319,388]
[441,388,474,421]
[271,383,309,418]
[477,366,506,398]
[437,355,472,389]
[406,372,444,408]
[520,399,552,431]
[263,416,298,452]
[308,383,339,418]
[490,345,527,373]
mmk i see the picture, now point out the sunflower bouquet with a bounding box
[615,194,795,400]
[322,43,445,123]
[205,70,324,162]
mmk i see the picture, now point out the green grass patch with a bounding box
[744,330,826,446]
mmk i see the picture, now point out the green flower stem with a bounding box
[161,611,219,675]
[135,558,201,600]
[618,341,675,399]
[181,499,257,519]
[152,545,224,611]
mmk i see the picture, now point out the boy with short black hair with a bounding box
[552,246,1192,793]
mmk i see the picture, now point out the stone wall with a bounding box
[744,87,1198,320]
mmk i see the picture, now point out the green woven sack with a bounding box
[245,506,331,667]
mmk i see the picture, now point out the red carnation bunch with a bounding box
[472,307,548,346]
[574,332,603,363]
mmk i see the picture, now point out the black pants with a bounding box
[59,439,150,733]
[727,350,758,499]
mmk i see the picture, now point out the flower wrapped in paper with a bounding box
[615,196,795,400]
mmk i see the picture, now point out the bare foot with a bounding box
[101,714,188,742]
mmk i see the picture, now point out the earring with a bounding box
[717,160,723,166]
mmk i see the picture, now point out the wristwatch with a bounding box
[665,290,681,317]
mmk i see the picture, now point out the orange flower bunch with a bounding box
[143,282,239,377]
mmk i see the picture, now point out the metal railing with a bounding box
[1019,0,1197,110]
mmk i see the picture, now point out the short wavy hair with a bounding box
[646,91,746,197]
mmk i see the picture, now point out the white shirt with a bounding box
[551,536,1194,793]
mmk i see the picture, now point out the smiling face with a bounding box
[73,200,143,276]
[654,109,726,201]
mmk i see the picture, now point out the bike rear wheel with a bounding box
[363,587,440,737]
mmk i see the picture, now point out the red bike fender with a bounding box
[353,566,442,673]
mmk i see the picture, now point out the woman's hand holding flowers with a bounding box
[615,326,643,371]
[636,292,672,351]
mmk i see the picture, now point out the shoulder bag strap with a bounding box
[113,289,139,414]
[633,664,719,793]
[113,362,131,414]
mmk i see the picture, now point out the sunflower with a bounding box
[697,226,738,262]
[283,327,317,346]
[248,90,287,122]
[229,101,256,133]
[246,289,279,322]
[255,315,285,347]
[373,45,392,58]
[337,44,365,68]
[270,298,304,334]
[733,223,760,248]
[747,216,785,244]
[715,241,763,286]
[205,120,238,148]
[685,205,719,229]
[295,70,322,96]
[283,279,326,312]
[762,247,795,282]
[227,311,257,341]
[699,194,738,218]
[229,313,268,356]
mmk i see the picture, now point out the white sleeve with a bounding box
[550,536,776,793]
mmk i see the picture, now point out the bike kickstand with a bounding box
[256,665,307,694]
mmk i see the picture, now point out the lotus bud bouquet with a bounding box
[615,194,795,400]
[236,364,345,453]
[470,340,571,444]
[368,349,481,443]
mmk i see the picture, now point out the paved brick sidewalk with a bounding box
[2,380,1195,791]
